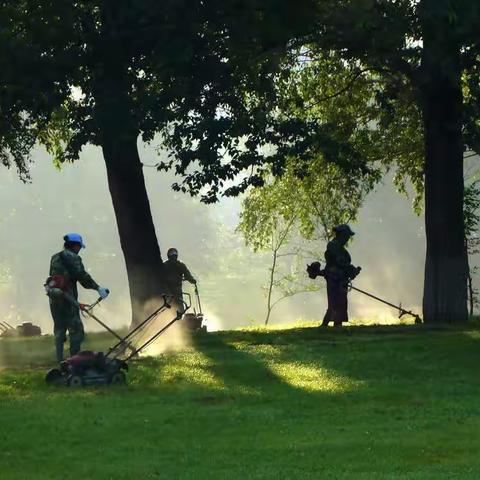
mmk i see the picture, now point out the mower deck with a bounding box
[46,351,128,386]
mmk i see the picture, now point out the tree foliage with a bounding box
[237,178,298,325]
[464,179,480,315]
[148,0,480,206]
[0,1,71,179]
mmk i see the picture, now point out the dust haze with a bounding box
[0,143,477,336]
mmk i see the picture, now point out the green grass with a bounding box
[1,323,480,479]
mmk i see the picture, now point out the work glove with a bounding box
[97,287,110,299]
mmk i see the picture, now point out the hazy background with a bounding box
[0,142,473,334]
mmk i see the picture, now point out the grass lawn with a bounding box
[1,323,480,479]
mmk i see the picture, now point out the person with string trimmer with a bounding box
[307,226,422,325]
[47,233,110,362]
[317,224,361,327]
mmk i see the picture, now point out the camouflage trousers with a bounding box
[50,300,85,362]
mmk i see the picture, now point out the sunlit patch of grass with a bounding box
[463,329,480,340]
[227,343,284,357]
[236,317,420,331]
[0,383,17,395]
[0,370,42,396]
[138,351,226,390]
[266,360,364,393]
[238,320,320,331]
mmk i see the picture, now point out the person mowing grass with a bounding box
[47,233,109,362]
[162,247,197,312]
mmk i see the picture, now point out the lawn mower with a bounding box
[0,321,16,338]
[183,285,207,332]
[44,278,191,387]
[0,321,42,338]
[307,261,422,323]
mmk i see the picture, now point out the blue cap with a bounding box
[64,233,85,248]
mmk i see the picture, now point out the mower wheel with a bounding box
[45,368,63,385]
[67,374,84,388]
[109,371,126,385]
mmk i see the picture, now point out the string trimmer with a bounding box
[307,261,422,323]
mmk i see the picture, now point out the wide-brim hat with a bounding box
[333,224,355,236]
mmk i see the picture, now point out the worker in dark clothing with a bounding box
[48,233,109,362]
[162,248,197,311]
[322,224,361,327]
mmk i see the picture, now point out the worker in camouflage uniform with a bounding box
[48,233,109,362]
[162,247,196,311]
[322,225,361,327]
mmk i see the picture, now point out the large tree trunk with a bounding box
[420,7,468,323]
[92,2,171,327]
[101,131,169,327]
[94,79,169,327]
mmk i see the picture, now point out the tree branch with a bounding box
[304,68,372,109]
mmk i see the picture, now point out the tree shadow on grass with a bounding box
[189,330,364,406]
[190,323,480,407]
[2,322,479,404]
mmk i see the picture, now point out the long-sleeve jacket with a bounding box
[324,239,356,282]
[49,249,99,301]
[162,259,196,294]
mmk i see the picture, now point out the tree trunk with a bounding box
[265,247,278,325]
[101,132,169,327]
[92,3,170,327]
[468,271,474,317]
[420,9,468,323]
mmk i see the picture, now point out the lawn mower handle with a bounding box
[182,292,192,311]
[83,289,110,311]
[106,294,174,359]
[194,284,203,315]
[123,296,190,361]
